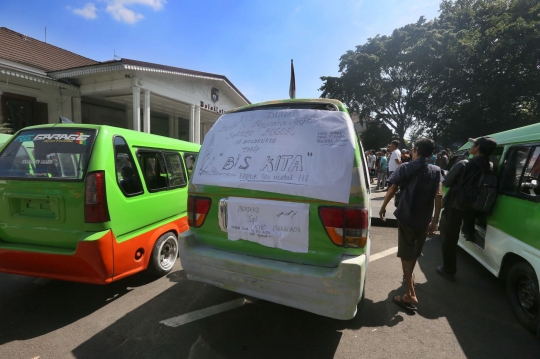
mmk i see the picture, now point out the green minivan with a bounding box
[179,99,371,319]
[0,124,199,284]
[447,122,540,334]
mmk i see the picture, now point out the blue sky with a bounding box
[1,0,441,103]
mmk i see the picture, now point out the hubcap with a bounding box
[158,236,178,271]
[515,275,539,319]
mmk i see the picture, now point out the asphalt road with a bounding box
[1,227,539,359]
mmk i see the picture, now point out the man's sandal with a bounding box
[393,295,418,314]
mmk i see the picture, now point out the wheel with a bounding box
[148,232,179,276]
[506,261,540,332]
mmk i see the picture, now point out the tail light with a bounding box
[188,196,211,227]
[85,171,110,223]
[318,206,368,247]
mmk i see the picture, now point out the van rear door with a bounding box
[0,128,97,251]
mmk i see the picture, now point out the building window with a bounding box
[0,92,48,133]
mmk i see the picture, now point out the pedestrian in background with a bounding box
[387,140,402,189]
[379,138,443,313]
[401,149,411,163]
[376,148,388,190]
[367,150,376,184]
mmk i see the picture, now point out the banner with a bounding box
[192,109,356,203]
[227,197,309,253]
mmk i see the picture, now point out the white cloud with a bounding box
[72,3,98,19]
[105,0,166,24]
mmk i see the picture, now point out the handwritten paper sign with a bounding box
[192,109,356,203]
[227,197,310,253]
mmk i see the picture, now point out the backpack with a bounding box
[456,160,498,214]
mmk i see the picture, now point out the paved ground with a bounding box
[1,226,539,359]
[369,182,396,226]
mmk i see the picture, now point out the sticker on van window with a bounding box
[192,109,356,203]
[15,133,91,144]
[227,197,309,253]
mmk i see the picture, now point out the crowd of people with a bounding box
[365,141,452,191]
[367,136,498,314]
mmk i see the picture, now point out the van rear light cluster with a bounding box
[318,206,368,248]
[85,171,110,223]
[188,196,211,227]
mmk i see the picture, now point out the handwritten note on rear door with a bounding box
[192,109,356,203]
[227,197,310,253]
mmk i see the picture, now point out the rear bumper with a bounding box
[179,230,368,320]
[0,231,114,284]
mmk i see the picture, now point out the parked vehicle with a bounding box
[179,99,371,320]
[447,122,540,333]
[0,124,199,284]
[0,133,12,148]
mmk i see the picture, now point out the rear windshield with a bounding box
[0,128,96,180]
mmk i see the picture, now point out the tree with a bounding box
[421,0,540,144]
[359,121,394,151]
[320,17,441,147]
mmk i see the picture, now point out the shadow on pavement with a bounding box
[0,271,159,346]
[413,235,540,357]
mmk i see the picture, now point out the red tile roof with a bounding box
[0,27,98,72]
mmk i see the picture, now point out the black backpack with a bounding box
[456,160,498,214]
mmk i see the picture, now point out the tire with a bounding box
[506,261,540,333]
[148,232,179,276]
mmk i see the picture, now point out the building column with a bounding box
[126,107,133,130]
[189,104,195,143]
[143,89,151,134]
[168,114,176,139]
[132,87,141,132]
[71,97,82,123]
[195,105,201,144]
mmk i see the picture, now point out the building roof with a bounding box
[0,27,98,72]
[50,58,251,104]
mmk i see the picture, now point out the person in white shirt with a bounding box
[387,140,402,188]
[367,150,376,184]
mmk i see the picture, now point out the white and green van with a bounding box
[179,99,371,320]
[448,122,540,333]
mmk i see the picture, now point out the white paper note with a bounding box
[227,197,310,253]
[192,109,356,203]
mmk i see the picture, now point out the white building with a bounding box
[0,27,250,143]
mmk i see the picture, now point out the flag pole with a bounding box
[289,59,296,99]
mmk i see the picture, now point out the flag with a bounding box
[289,59,296,99]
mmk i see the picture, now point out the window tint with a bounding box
[521,147,540,197]
[183,152,198,181]
[488,146,504,174]
[138,151,168,192]
[0,129,95,180]
[114,136,143,196]
[164,152,187,188]
[499,146,531,195]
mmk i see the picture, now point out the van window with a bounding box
[488,146,504,174]
[521,147,540,198]
[0,129,96,180]
[163,152,187,188]
[114,136,143,196]
[499,145,540,199]
[137,151,168,192]
[183,152,198,181]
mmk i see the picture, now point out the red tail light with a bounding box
[85,171,110,223]
[188,196,211,227]
[318,206,368,247]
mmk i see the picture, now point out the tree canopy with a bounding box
[321,0,540,147]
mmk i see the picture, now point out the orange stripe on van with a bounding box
[0,216,189,284]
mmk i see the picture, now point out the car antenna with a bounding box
[59,116,74,124]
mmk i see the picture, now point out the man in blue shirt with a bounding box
[379,138,443,313]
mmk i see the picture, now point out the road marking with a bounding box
[160,297,257,327]
[370,246,398,261]
[370,237,433,262]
